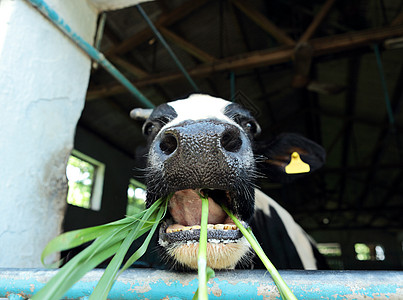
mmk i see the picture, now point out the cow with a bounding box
[131,94,328,270]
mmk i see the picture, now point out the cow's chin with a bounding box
[157,189,252,270]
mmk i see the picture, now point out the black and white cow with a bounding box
[131,94,327,270]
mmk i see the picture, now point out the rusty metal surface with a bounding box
[1,268,403,299]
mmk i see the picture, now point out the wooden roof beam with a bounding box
[106,0,212,56]
[109,55,149,78]
[231,0,295,46]
[102,22,149,79]
[299,0,336,43]
[87,25,403,99]
[158,27,216,63]
[391,10,403,26]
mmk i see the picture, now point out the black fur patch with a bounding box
[256,133,326,183]
[250,206,304,269]
[149,103,178,122]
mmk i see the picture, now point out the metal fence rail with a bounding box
[1,268,402,299]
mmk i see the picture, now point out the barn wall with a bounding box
[0,0,97,267]
[63,126,136,232]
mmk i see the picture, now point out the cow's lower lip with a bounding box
[159,220,247,244]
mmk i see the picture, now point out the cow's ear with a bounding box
[256,133,325,183]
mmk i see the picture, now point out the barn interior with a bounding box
[64,0,403,270]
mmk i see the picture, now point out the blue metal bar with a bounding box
[1,268,402,299]
[137,4,200,92]
[373,44,395,125]
[25,0,155,109]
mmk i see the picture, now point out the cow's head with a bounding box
[131,94,325,270]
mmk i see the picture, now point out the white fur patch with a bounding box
[163,237,251,270]
[165,94,235,127]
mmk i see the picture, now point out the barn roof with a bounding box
[81,0,403,232]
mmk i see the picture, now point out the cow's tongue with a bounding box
[168,189,233,227]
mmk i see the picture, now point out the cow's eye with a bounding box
[242,120,258,135]
[143,122,156,136]
[245,121,254,130]
[143,117,170,137]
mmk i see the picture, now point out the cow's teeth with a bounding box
[214,224,225,230]
[166,224,238,233]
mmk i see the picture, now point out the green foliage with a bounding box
[354,243,385,261]
[127,180,146,215]
[355,243,371,261]
[66,155,95,209]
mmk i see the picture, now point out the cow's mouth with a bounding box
[158,189,251,270]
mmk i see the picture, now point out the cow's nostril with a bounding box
[221,127,242,153]
[160,133,178,155]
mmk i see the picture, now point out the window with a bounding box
[317,243,342,257]
[127,178,146,216]
[317,243,343,269]
[66,150,105,211]
[354,243,385,261]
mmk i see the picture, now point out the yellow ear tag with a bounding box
[285,152,310,174]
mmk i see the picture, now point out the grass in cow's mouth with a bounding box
[32,196,170,300]
[33,190,296,300]
[193,191,215,300]
[222,205,298,300]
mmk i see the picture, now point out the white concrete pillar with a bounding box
[0,0,98,267]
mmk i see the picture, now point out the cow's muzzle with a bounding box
[150,120,253,192]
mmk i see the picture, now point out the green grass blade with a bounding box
[192,267,215,300]
[119,202,167,273]
[41,210,148,267]
[34,224,136,299]
[89,232,141,300]
[89,202,166,300]
[221,205,298,300]
[34,225,132,299]
[83,222,134,263]
[41,225,120,267]
[83,199,166,266]
[32,241,121,300]
[34,195,170,300]
[197,192,209,300]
